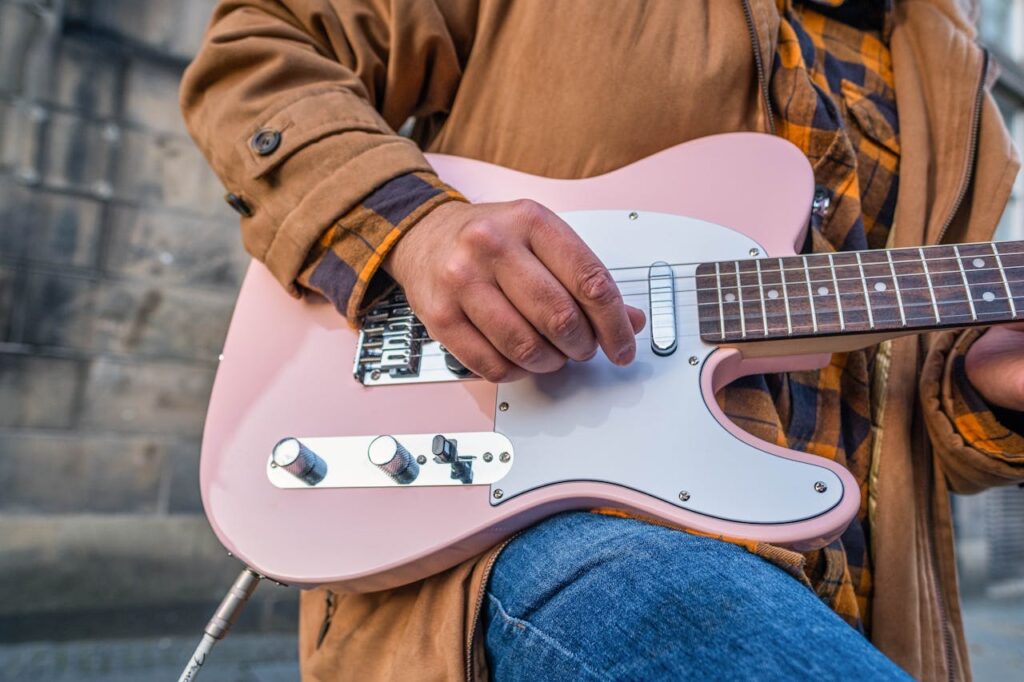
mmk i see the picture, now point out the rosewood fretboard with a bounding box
[695,240,1024,343]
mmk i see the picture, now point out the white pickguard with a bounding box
[492,211,844,524]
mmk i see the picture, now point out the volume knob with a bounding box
[272,437,327,485]
[368,435,419,484]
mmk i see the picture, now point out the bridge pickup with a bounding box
[648,261,678,356]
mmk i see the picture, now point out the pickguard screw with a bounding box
[814,481,828,493]
[749,248,760,257]
[498,402,509,412]
[270,461,278,468]
[493,489,504,499]
[370,370,381,380]
[678,491,691,502]
[628,211,639,220]
[499,452,511,463]
[688,356,699,366]
[416,455,427,465]
[482,452,493,463]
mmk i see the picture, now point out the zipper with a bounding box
[741,0,777,135]
[935,49,989,245]
[928,49,988,682]
[464,532,523,682]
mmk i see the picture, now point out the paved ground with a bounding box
[0,633,300,682]
[0,597,1020,680]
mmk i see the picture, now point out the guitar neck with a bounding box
[695,240,1024,347]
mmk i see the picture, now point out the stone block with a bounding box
[0,515,238,615]
[114,129,225,212]
[0,265,14,341]
[0,432,169,514]
[43,110,118,197]
[47,38,123,118]
[163,437,203,514]
[65,0,219,61]
[104,205,247,289]
[0,354,81,429]
[20,269,96,350]
[78,357,214,437]
[0,181,104,268]
[90,281,234,360]
[0,99,46,183]
[123,59,188,135]
[0,1,53,97]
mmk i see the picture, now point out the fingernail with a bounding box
[615,345,635,365]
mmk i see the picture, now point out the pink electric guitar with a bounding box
[201,133,1023,592]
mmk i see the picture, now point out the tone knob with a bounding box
[368,435,419,484]
[272,437,327,485]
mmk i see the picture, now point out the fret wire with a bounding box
[855,252,875,329]
[715,261,725,339]
[992,242,1018,319]
[755,259,768,336]
[779,257,793,335]
[734,261,747,339]
[918,247,941,323]
[953,245,978,321]
[828,253,846,331]
[802,255,818,333]
[886,250,908,327]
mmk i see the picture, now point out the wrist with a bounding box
[383,199,466,287]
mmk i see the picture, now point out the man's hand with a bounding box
[965,324,1024,412]
[383,200,646,382]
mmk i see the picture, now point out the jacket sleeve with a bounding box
[921,329,1024,494]
[180,0,472,322]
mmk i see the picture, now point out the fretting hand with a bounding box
[965,323,1024,412]
[384,200,646,383]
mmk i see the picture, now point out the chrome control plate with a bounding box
[266,432,514,489]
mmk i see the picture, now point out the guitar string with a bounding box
[570,239,1024,276]
[362,295,1022,364]
[371,276,1024,332]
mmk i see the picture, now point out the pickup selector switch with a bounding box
[272,437,327,485]
[368,435,419,484]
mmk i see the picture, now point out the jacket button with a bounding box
[224,192,253,217]
[251,128,281,156]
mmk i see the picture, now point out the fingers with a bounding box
[461,284,568,374]
[515,201,638,365]
[427,310,527,383]
[626,305,647,334]
[494,254,598,362]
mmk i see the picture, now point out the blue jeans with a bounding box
[484,512,910,681]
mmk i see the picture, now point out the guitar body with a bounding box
[201,133,860,591]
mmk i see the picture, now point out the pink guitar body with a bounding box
[201,133,860,591]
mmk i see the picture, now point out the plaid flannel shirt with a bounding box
[296,0,1022,636]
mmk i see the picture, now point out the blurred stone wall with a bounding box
[0,0,296,640]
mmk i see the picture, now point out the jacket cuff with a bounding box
[297,172,465,324]
[921,329,1024,493]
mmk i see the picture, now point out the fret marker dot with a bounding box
[725,293,736,303]
[817,286,829,296]
[982,291,995,303]
[767,289,779,300]
[874,282,887,292]
[973,258,985,268]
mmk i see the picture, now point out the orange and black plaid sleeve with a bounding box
[297,172,465,324]
[946,334,1024,456]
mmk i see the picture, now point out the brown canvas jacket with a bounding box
[180,1,1022,679]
